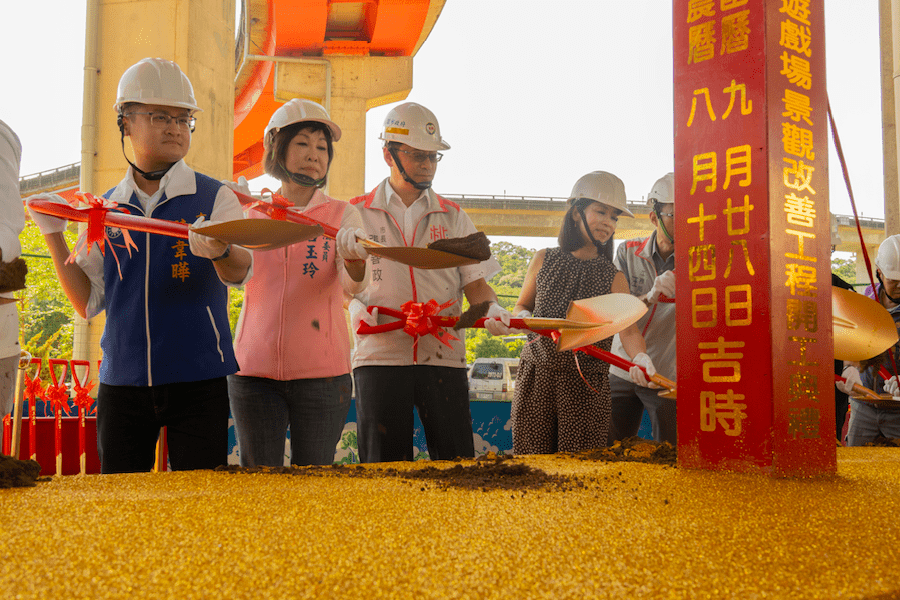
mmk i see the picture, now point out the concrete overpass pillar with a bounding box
[274,56,414,200]
[75,0,235,365]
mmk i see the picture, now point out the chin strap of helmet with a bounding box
[387,145,432,190]
[118,118,174,181]
[653,203,675,245]
[877,271,900,304]
[574,200,608,251]
[288,171,326,188]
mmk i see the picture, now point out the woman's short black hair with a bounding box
[557,198,614,261]
[264,121,334,186]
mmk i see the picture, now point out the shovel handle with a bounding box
[834,374,881,400]
[234,190,384,248]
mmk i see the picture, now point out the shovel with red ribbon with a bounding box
[356,293,678,398]
[234,189,483,270]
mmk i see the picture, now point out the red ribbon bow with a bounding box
[23,374,45,402]
[72,380,96,414]
[45,384,71,416]
[400,299,458,348]
[69,193,138,278]
[254,188,295,221]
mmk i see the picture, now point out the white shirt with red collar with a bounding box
[349,179,499,369]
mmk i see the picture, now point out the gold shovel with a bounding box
[9,350,31,459]
[832,286,898,361]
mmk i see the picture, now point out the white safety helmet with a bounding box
[378,102,450,151]
[647,172,675,206]
[567,171,633,218]
[263,98,342,151]
[876,234,900,280]
[114,58,201,113]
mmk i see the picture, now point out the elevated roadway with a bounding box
[19,163,884,253]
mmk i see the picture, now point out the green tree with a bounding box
[17,220,77,360]
[464,241,536,362]
[831,255,856,286]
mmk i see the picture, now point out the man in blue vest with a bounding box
[27,58,252,473]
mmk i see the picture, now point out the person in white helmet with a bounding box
[26,58,252,473]
[842,234,900,445]
[492,171,649,454]
[0,119,24,452]
[347,102,509,462]
[607,172,678,446]
[225,99,368,467]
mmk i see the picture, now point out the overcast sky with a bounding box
[1,0,888,245]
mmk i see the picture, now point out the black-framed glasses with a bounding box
[396,149,443,164]
[125,111,196,132]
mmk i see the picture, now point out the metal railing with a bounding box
[19,162,81,195]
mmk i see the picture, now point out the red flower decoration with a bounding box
[72,380,96,416]
[23,373,45,403]
[399,299,458,348]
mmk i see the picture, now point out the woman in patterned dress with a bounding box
[502,171,650,455]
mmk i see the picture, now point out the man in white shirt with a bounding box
[348,102,510,462]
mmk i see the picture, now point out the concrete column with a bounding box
[77,0,235,366]
[275,56,414,200]
[880,0,899,234]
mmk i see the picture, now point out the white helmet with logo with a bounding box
[114,58,201,113]
[876,234,900,280]
[378,102,450,151]
[647,172,675,206]
[567,171,633,218]
[264,98,342,151]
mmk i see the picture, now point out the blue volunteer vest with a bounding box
[99,172,238,386]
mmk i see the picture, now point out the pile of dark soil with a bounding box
[427,231,491,261]
[0,454,42,488]
[0,257,27,293]
[572,437,677,466]
[866,436,900,447]
[401,453,582,492]
[216,454,581,492]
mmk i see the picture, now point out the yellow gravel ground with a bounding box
[1,448,899,599]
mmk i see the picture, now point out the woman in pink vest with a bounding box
[227,99,368,466]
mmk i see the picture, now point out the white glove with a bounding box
[221,176,251,197]
[646,270,676,304]
[189,216,230,260]
[884,375,899,397]
[349,299,378,332]
[836,366,862,395]
[336,227,368,261]
[629,352,660,389]
[484,302,514,336]
[26,193,69,234]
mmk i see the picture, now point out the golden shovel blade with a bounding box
[832,286,898,361]
[849,393,900,409]
[556,293,648,352]
[190,219,323,251]
[363,246,481,270]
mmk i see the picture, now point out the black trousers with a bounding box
[96,377,230,473]
[353,365,474,463]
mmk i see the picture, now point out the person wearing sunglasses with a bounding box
[27,58,252,473]
[347,102,508,463]
[607,172,678,446]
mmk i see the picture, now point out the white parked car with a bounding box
[468,357,519,402]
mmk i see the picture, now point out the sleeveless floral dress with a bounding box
[512,248,617,454]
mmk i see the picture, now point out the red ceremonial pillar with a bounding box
[674,0,835,475]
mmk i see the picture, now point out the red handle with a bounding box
[70,360,91,388]
[234,190,339,238]
[28,199,189,239]
[47,358,69,387]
